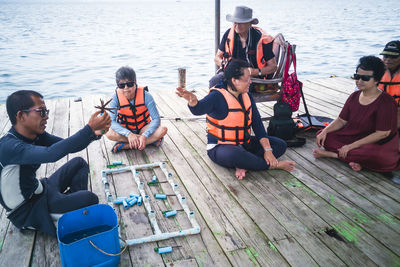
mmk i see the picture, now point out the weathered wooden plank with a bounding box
[81,95,113,204]
[324,156,400,203]
[218,88,400,264]
[30,97,70,267]
[139,143,232,266]
[155,94,253,242]
[82,95,134,266]
[153,92,287,265]
[305,79,353,98]
[0,208,10,253]
[295,140,400,234]
[277,153,400,265]
[151,132,257,266]
[310,78,355,95]
[247,90,393,260]
[68,97,90,181]
[248,171,377,266]
[302,82,349,107]
[0,102,21,260]
[103,148,165,267]
[0,227,35,267]
[1,76,398,266]
[86,93,164,266]
[43,98,70,176]
[360,169,400,190]
[304,79,351,98]
[154,90,320,266]
[169,125,319,266]
[99,98,236,264]
[302,142,400,215]
[0,103,10,134]
[287,149,400,257]
[166,88,345,265]
[334,77,357,86]
[241,171,346,266]
[166,258,198,267]
[116,147,188,265]
[0,98,57,267]
[295,87,343,116]
[0,105,20,259]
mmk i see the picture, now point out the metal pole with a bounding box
[215,0,220,71]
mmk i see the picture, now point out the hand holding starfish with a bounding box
[91,98,114,135]
[94,98,116,114]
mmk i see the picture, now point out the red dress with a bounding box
[323,90,400,172]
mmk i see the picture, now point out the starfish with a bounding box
[94,98,116,114]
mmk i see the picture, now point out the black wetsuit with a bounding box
[0,125,99,236]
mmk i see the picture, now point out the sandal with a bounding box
[152,137,164,147]
[111,142,126,153]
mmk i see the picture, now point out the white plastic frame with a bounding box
[101,162,200,246]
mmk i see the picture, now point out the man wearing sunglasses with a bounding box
[210,6,277,89]
[0,90,111,237]
[106,66,167,152]
[378,40,400,129]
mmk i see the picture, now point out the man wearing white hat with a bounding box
[210,6,277,88]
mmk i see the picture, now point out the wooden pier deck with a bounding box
[0,77,399,266]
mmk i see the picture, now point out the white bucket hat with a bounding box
[226,6,259,24]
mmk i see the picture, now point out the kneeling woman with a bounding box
[176,59,295,179]
[313,56,400,172]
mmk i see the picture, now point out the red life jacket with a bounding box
[225,26,274,69]
[116,86,151,132]
[206,88,252,145]
[378,70,400,105]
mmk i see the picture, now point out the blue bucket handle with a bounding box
[89,238,127,256]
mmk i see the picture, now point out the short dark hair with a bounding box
[223,59,249,91]
[6,90,43,125]
[115,66,136,84]
[356,56,386,82]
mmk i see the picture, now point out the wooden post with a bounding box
[178,68,186,89]
[215,0,220,71]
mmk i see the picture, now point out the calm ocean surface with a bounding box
[1,0,399,103]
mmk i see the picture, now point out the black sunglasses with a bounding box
[117,81,135,89]
[383,54,400,59]
[22,108,50,118]
[352,74,374,81]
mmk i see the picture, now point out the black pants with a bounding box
[207,136,287,171]
[47,157,98,214]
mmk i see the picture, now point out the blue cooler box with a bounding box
[57,204,121,267]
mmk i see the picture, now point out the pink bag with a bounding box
[281,44,301,112]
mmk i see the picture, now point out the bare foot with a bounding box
[276,161,296,172]
[312,149,338,159]
[349,162,362,171]
[235,168,247,180]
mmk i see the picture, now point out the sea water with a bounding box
[0,0,399,103]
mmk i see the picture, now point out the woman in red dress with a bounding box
[313,56,400,172]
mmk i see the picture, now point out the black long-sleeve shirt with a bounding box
[0,125,98,236]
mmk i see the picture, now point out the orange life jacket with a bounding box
[378,70,400,105]
[116,86,151,132]
[225,26,274,69]
[206,88,252,145]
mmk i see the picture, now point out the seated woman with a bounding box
[176,59,295,179]
[106,66,167,152]
[313,56,400,172]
